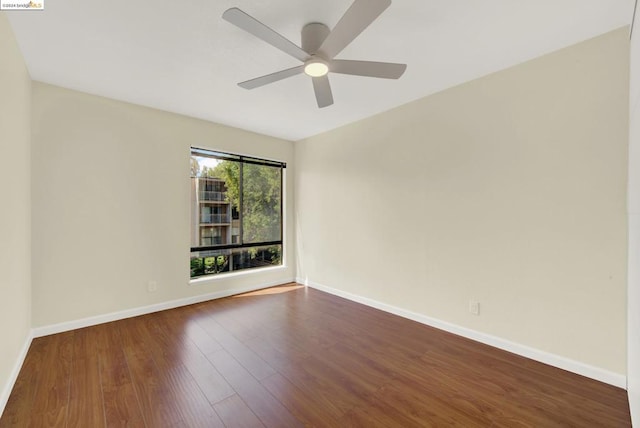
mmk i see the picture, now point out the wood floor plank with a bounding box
[118,317,187,427]
[260,373,343,427]
[179,348,236,406]
[94,322,147,428]
[212,394,264,428]
[379,374,497,427]
[200,298,274,343]
[148,309,235,408]
[248,324,375,415]
[206,349,302,428]
[191,311,277,381]
[414,346,628,426]
[66,328,105,428]
[243,334,310,379]
[28,332,74,427]
[0,284,632,427]
[162,306,223,356]
[135,314,225,428]
[278,351,372,415]
[244,335,357,419]
[0,339,46,427]
[340,401,417,428]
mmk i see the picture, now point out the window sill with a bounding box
[189,264,288,285]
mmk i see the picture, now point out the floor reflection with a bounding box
[232,284,304,298]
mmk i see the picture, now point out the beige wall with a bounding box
[629,8,640,423]
[31,82,295,327]
[295,28,629,375]
[0,12,31,408]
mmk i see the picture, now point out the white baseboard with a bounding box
[298,277,627,389]
[0,330,33,418]
[33,278,295,338]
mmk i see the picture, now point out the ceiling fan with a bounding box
[222,0,406,108]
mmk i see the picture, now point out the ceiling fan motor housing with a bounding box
[302,22,330,55]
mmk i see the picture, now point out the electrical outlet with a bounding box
[147,280,158,293]
[469,300,480,316]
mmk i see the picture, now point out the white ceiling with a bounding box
[5,0,634,141]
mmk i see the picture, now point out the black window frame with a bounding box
[190,147,286,254]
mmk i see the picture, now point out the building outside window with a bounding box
[190,147,284,278]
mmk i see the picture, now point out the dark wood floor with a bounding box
[0,283,631,427]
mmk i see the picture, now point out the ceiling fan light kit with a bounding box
[304,58,329,77]
[222,0,406,108]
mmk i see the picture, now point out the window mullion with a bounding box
[239,161,244,246]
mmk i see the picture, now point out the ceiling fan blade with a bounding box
[331,60,406,79]
[318,0,391,59]
[312,75,334,108]
[238,66,304,89]
[222,8,309,62]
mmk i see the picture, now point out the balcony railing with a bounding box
[199,191,227,202]
[201,213,231,224]
[201,236,223,245]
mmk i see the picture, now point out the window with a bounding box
[190,147,285,278]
